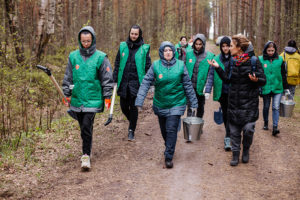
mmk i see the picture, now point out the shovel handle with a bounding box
[109,84,117,115]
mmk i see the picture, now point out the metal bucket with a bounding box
[182,117,204,141]
[280,100,295,117]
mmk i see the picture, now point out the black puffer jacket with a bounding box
[216,58,266,125]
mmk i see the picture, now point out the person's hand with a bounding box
[204,93,210,100]
[105,99,111,110]
[207,59,219,68]
[62,97,71,107]
[191,108,197,117]
[113,82,117,87]
[248,73,258,82]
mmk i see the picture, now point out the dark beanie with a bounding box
[220,36,231,60]
[220,36,231,51]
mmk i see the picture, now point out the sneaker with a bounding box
[81,154,91,170]
[224,137,232,151]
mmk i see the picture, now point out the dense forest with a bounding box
[0,0,299,144]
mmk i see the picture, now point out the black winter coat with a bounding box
[216,57,266,125]
[113,41,151,98]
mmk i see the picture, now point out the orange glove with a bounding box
[105,99,111,110]
[62,97,71,106]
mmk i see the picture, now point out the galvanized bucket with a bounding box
[182,117,204,141]
[280,100,295,117]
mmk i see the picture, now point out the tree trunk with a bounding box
[256,0,264,55]
[4,0,25,64]
[274,0,281,50]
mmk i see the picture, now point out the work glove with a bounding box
[105,99,111,110]
[62,97,71,106]
[284,89,290,95]
[137,106,143,112]
[204,93,210,100]
[191,108,197,117]
[150,86,155,93]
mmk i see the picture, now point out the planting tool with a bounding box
[104,84,117,126]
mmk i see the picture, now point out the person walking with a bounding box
[62,26,113,170]
[113,25,151,141]
[259,41,289,136]
[135,41,198,169]
[185,33,214,118]
[208,35,266,166]
[280,40,300,97]
[205,36,232,151]
[175,36,192,61]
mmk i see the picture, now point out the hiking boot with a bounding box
[272,126,280,136]
[81,154,91,170]
[263,121,268,130]
[242,148,249,163]
[165,159,173,169]
[224,137,232,151]
[128,129,135,141]
[230,151,240,166]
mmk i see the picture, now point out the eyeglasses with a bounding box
[81,40,92,44]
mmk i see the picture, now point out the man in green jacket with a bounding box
[62,26,113,170]
[185,33,214,118]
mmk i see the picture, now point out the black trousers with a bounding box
[120,93,138,131]
[76,112,96,156]
[219,93,230,138]
[187,93,205,118]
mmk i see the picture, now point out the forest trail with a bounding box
[10,42,300,200]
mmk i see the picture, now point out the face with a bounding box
[230,40,241,56]
[80,33,92,49]
[180,38,187,46]
[163,47,173,61]
[222,43,230,55]
[194,39,203,51]
[130,28,139,42]
[267,47,275,57]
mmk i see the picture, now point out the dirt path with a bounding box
[24,42,300,200]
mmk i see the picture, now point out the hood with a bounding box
[126,25,144,49]
[159,41,176,66]
[219,36,231,60]
[245,42,255,57]
[78,26,96,57]
[263,41,278,60]
[284,46,297,54]
[193,33,206,49]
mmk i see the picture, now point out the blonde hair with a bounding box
[232,35,250,52]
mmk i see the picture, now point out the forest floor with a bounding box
[1,41,300,200]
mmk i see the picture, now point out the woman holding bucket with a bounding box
[135,41,198,168]
[258,41,288,136]
[208,35,266,166]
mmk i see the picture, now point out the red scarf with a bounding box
[233,53,250,66]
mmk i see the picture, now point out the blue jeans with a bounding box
[158,115,181,161]
[262,93,282,127]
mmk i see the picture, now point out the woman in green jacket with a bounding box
[259,41,288,136]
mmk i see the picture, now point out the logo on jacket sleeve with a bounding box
[158,74,163,79]
[75,64,80,70]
